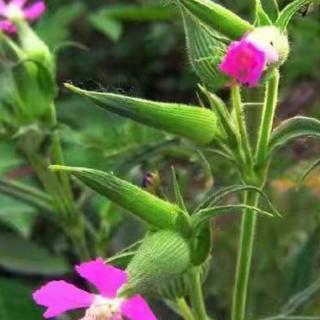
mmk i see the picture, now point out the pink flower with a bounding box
[0,0,46,34]
[33,258,157,320]
[219,37,278,87]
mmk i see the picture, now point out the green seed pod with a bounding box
[65,84,224,145]
[119,230,191,297]
[50,165,188,231]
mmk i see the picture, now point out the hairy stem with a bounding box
[232,71,280,320]
[255,70,280,166]
[177,298,196,320]
[231,85,253,170]
[190,268,207,320]
[231,191,259,320]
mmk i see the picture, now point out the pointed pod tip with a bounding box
[64,82,86,95]
[49,165,81,173]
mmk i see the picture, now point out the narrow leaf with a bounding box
[269,116,320,155]
[171,167,187,212]
[191,204,274,230]
[276,0,312,31]
[50,165,185,230]
[194,185,281,217]
[177,0,254,39]
[65,83,222,145]
[255,0,273,26]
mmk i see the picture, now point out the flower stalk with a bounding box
[231,70,281,320]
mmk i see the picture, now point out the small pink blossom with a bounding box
[219,36,278,87]
[0,0,46,34]
[33,258,157,320]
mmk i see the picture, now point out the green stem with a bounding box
[232,70,280,320]
[190,268,207,320]
[231,85,253,170]
[255,70,280,166]
[231,191,259,320]
[177,298,196,320]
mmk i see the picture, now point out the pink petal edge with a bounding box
[121,295,157,320]
[0,19,17,33]
[23,1,46,22]
[75,258,128,298]
[33,280,94,319]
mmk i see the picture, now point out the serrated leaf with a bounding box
[50,165,184,230]
[181,8,228,90]
[0,278,42,320]
[177,0,254,39]
[276,0,311,31]
[65,83,223,145]
[0,233,70,275]
[269,116,320,155]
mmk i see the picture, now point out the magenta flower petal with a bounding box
[11,0,27,6]
[75,258,127,298]
[121,295,157,320]
[32,280,94,319]
[219,39,267,87]
[0,19,17,33]
[23,1,46,22]
[0,1,6,14]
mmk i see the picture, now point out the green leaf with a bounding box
[255,0,273,26]
[89,4,176,41]
[65,83,223,145]
[180,8,228,90]
[171,167,187,212]
[275,0,312,31]
[0,278,42,320]
[0,233,70,275]
[177,0,254,39]
[261,0,279,21]
[0,179,53,213]
[0,195,36,237]
[50,165,186,231]
[194,184,281,217]
[36,3,85,48]
[89,15,123,42]
[269,116,320,156]
[191,204,274,230]
[287,226,320,299]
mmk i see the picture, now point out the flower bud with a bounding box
[119,230,191,297]
[246,26,290,65]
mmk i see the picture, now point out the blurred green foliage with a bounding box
[0,0,320,319]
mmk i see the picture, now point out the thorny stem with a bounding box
[231,71,280,320]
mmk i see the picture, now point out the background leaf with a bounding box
[0,233,70,275]
[0,278,42,320]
